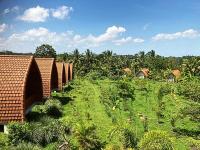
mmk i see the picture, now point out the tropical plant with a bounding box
[12,142,41,150]
[44,98,63,118]
[138,130,174,150]
[75,124,105,150]
[0,133,9,147]
[123,128,138,149]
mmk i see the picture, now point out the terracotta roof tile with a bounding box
[56,62,66,90]
[35,58,58,97]
[69,63,73,81]
[64,63,69,83]
[141,68,149,77]
[0,55,43,124]
[172,69,181,78]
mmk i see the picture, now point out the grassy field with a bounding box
[52,76,199,149]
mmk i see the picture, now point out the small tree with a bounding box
[34,44,56,58]
[138,130,174,150]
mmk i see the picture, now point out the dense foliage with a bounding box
[138,130,174,150]
[34,44,56,58]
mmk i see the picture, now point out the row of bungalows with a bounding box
[124,67,181,82]
[0,55,73,133]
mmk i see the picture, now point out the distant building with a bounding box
[136,68,149,79]
[123,68,132,75]
[168,69,181,82]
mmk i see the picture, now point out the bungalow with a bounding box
[136,68,149,79]
[0,55,43,133]
[123,68,132,75]
[167,69,181,82]
[69,63,73,81]
[56,62,66,90]
[35,58,58,97]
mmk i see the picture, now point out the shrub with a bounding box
[75,124,105,150]
[0,132,9,147]
[7,122,30,145]
[32,104,46,113]
[187,138,200,150]
[138,130,174,150]
[12,142,41,150]
[44,99,63,118]
[177,81,200,102]
[105,144,123,150]
[28,120,70,146]
[7,119,70,147]
[123,129,138,149]
[118,80,135,100]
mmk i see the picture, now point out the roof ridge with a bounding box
[0,55,33,57]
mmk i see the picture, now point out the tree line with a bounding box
[1,44,200,80]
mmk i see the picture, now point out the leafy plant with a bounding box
[75,124,105,150]
[8,122,30,145]
[11,142,41,150]
[123,128,138,149]
[138,130,174,150]
[0,132,9,147]
[44,98,63,118]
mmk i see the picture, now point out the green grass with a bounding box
[53,77,199,149]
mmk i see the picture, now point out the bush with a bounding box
[0,132,9,147]
[7,119,70,147]
[11,142,41,150]
[138,130,174,150]
[75,124,105,150]
[187,138,200,150]
[28,120,70,146]
[123,129,138,149]
[118,80,135,100]
[44,99,63,118]
[8,122,30,145]
[177,81,200,102]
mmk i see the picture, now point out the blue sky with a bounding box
[0,0,200,56]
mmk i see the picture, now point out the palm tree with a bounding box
[75,124,104,150]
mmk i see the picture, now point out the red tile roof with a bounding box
[69,63,73,81]
[172,69,181,78]
[35,58,58,97]
[56,62,66,90]
[141,68,149,77]
[123,68,132,75]
[65,63,69,83]
[0,55,43,124]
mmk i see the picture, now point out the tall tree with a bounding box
[34,44,56,58]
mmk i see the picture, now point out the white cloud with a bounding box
[0,26,128,52]
[113,37,144,45]
[0,24,7,33]
[19,6,49,22]
[52,6,73,19]
[85,26,126,44]
[152,29,200,41]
